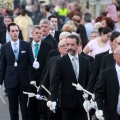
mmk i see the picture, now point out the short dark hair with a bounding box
[7,23,19,32]
[83,13,92,22]
[4,16,14,22]
[67,34,80,45]
[48,15,58,21]
[44,5,50,12]
[110,31,120,42]
[98,27,112,35]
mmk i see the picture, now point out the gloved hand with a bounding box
[90,100,97,109]
[47,101,56,113]
[95,110,104,120]
[76,83,83,91]
[83,100,91,112]
[92,94,95,100]
[36,94,43,100]
[33,60,40,69]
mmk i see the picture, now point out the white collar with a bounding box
[32,40,41,46]
[109,49,113,54]
[116,64,120,73]
[49,29,55,33]
[68,53,79,61]
[11,39,19,45]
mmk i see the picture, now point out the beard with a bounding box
[67,49,76,55]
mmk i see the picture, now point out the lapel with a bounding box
[65,54,77,81]
[112,67,119,92]
[78,55,82,81]
[37,40,44,60]
[7,42,15,61]
[18,40,24,61]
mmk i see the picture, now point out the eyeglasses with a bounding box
[59,45,66,48]
[115,53,120,56]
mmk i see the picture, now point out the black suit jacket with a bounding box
[0,28,23,45]
[95,66,119,120]
[0,40,34,88]
[87,51,109,93]
[81,51,94,71]
[51,54,90,108]
[39,55,61,96]
[0,16,5,30]
[54,31,60,42]
[47,49,60,60]
[44,34,58,49]
[101,53,115,70]
[29,40,53,86]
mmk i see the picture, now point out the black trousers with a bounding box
[29,86,41,120]
[61,107,87,120]
[7,86,29,120]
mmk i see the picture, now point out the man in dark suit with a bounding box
[87,31,120,93]
[48,15,60,42]
[39,19,58,49]
[0,16,23,96]
[101,35,120,70]
[39,38,67,120]
[95,46,120,120]
[0,23,38,120]
[28,25,53,120]
[48,35,90,120]
[0,16,23,45]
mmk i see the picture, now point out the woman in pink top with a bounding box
[83,27,112,58]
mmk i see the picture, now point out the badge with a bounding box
[14,62,17,67]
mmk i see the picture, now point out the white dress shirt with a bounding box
[116,64,120,115]
[116,64,120,85]
[11,39,19,53]
[32,40,41,59]
[68,53,79,80]
[49,29,55,37]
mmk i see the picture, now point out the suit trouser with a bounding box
[61,107,87,120]
[7,86,29,120]
[29,86,41,120]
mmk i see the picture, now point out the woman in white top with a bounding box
[83,27,112,58]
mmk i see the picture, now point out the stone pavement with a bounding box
[0,85,22,120]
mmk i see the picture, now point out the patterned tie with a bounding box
[34,43,39,58]
[71,57,78,80]
[13,43,18,61]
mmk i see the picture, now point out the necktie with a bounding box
[71,57,78,80]
[117,70,120,115]
[13,43,18,61]
[34,43,39,58]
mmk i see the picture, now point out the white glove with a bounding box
[33,60,40,69]
[92,94,95,100]
[36,94,43,100]
[76,83,83,91]
[90,100,98,109]
[83,100,91,112]
[47,101,56,113]
[95,110,104,120]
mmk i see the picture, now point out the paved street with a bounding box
[0,86,22,120]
